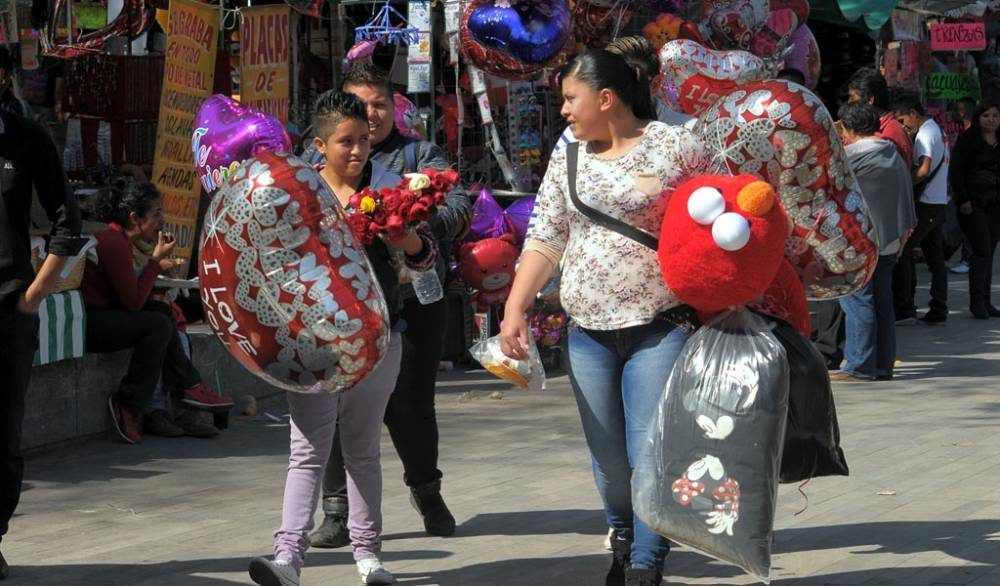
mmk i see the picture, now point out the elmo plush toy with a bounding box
[659,174,810,336]
[458,233,520,310]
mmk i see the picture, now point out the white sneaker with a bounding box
[357,557,395,584]
[949,261,970,274]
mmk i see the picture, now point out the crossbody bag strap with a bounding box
[566,142,659,251]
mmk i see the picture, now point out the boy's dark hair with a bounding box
[93,177,161,227]
[838,102,880,136]
[341,62,393,97]
[777,68,806,86]
[847,68,890,112]
[891,91,925,116]
[312,90,368,140]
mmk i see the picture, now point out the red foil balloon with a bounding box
[694,80,878,299]
[659,39,769,116]
[199,152,390,392]
[460,0,571,80]
[45,0,153,58]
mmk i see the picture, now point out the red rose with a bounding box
[372,207,388,224]
[442,169,459,185]
[384,214,406,240]
[409,203,430,222]
[382,191,401,213]
[400,191,417,209]
[348,192,364,210]
[347,213,371,244]
[430,175,448,191]
[433,193,445,206]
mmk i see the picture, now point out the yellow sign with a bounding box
[153,0,218,273]
[240,5,291,124]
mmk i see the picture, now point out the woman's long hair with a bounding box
[561,48,657,121]
[92,177,161,227]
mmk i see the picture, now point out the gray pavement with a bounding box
[4,268,1000,585]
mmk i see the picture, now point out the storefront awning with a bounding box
[809,0,899,30]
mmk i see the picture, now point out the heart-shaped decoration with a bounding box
[694,80,878,299]
[658,39,769,116]
[460,0,571,80]
[697,415,736,440]
[192,95,292,198]
[199,151,390,393]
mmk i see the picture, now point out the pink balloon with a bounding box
[783,26,821,89]
[191,95,292,197]
[393,93,424,141]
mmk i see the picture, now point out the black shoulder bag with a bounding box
[914,154,944,199]
[565,142,700,334]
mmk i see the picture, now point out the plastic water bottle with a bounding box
[409,267,443,305]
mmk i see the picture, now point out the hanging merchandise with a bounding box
[507,81,543,189]
[283,0,323,18]
[355,0,420,45]
[573,0,633,48]
[460,0,571,80]
[458,233,520,310]
[407,0,432,94]
[468,65,521,189]
[882,40,931,92]
[43,0,153,58]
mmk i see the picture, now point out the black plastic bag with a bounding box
[634,309,789,583]
[767,317,850,484]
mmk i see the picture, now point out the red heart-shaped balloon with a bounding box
[198,151,390,392]
[659,39,769,116]
[695,80,878,299]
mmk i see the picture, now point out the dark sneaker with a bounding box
[108,396,141,444]
[625,567,663,586]
[176,411,219,438]
[971,306,990,319]
[409,480,456,537]
[988,306,1000,318]
[829,371,873,382]
[1,549,8,580]
[918,312,947,325]
[181,382,235,411]
[144,410,184,438]
[248,557,299,586]
[309,499,351,549]
[606,537,631,586]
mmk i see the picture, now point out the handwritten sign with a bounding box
[925,72,981,101]
[152,0,218,274]
[930,22,986,52]
[240,5,291,124]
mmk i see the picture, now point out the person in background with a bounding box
[502,49,709,586]
[892,92,951,325]
[833,102,916,382]
[848,68,914,168]
[80,180,233,444]
[309,63,469,549]
[946,97,976,276]
[0,44,83,578]
[248,90,437,586]
[948,101,1000,319]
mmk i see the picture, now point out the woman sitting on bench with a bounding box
[80,178,233,444]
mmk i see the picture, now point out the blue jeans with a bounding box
[840,255,898,379]
[567,320,688,571]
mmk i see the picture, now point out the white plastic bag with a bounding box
[470,333,545,392]
[633,309,789,583]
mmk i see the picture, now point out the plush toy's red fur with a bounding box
[659,174,810,335]
[459,233,520,310]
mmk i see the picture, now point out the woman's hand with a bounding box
[151,231,176,262]
[380,230,423,255]
[499,309,531,360]
[959,202,974,215]
[158,258,178,272]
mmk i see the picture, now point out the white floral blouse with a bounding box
[524,121,711,330]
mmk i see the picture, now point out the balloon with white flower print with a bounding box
[198,151,390,393]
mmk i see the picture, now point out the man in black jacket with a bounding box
[0,47,83,580]
[310,64,470,546]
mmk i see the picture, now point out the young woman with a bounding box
[81,179,232,445]
[501,49,710,586]
[949,101,1000,319]
[249,91,437,586]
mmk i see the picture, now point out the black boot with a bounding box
[625,567,663,586]
[308,496,350,549]
[606,537,631,586]
[409,479,456,536]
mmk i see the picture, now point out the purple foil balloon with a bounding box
[192,95,292,196]
[468,0,571,65]
[466,188,536,244]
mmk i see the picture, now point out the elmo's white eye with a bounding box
[687,187,726,225]
[712,213,751,251]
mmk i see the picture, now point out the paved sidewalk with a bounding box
[4,271,999,585]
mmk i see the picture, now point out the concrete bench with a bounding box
[22,325,282,452]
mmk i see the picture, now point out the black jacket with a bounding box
[0,110,82,315]
[949,129,1000,208]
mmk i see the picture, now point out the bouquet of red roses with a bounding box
[346,168,460,245]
